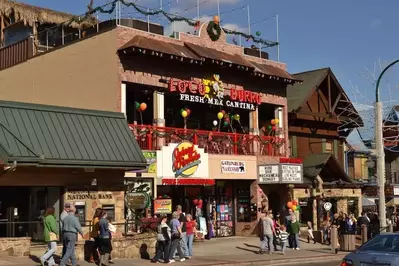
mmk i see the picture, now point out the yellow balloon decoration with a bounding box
[275,118,279,124]
[217,112,224,120]
[291,205,297,211]
[181,110,188,118]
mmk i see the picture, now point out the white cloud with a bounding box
[370,19,382,30]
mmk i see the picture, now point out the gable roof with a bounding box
[0,100,147,170]
[303,153,351,183]
[287,67,363,128]
[346,129,370,153]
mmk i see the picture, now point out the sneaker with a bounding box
[169,259,176,263]
[151,260,158,263]
[295,247,300,250]
[185,256,191,259]
[258,249,264,254]
[180,258,186,262]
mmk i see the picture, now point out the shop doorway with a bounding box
[268,191,281,216]
[0,187,61,240]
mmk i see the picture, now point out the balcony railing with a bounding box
[130,125,285,156]
[0,37,34,70]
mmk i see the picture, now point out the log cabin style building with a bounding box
[287,68,364,230]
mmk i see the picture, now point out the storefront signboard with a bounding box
[258,164,303,184]
[154,199,172,214]
[156,142,209,179]
[66,191,113,200]
[221,160,246,174]
[258,165,279,184]
[281,164,303,183]
[143,151,157,173]
[125,192,150,210]
[168,75,261,111]
[323,202,332,211]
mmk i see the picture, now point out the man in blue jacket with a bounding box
[60,206,84,266]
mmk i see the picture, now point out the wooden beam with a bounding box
[327,74,332,112]
[332,93,342,112]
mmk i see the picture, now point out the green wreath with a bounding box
[207,21,222,41]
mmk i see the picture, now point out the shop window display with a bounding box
[236,185,257,222]
[214,181,234,237]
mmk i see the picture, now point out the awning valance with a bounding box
[0,100,147,170]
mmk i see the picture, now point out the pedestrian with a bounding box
[259,211,275,254]
[346,214,357,234]
[289,214,300,250]
[284,209,293,248]
[89,208,102,263]
[273,213,281,251]
[176,205,189,258]
[98,210,112,266]
[185,214,197,259]
[60,206,84,266]
[278,225,289,255]
[40,207,58,266]
[60,203,71,259]
[169,211,185,262]
[108,217,116,264]
[322,217,331,245]
[307,221,316,244]
[152,215,171,263]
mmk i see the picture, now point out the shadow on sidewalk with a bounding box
[236,246,258,254]
[244,243,259,249]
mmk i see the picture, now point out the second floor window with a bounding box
[325,141,333,153]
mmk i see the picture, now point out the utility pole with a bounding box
[375,59,399,231]
[276,14,280,62]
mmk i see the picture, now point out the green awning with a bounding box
[0,101,147,170]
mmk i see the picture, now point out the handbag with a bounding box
[49,232,58,241]
[172,232,181,240]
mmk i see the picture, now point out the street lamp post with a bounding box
[375,59,399,230]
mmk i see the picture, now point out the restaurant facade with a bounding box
[0,9,306,237]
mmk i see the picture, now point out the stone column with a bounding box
[312,198,318,230]
[153,91,165,147]
[120,83,127,116]
[249,107,259,154]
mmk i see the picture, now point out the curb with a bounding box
[192,254,346,266]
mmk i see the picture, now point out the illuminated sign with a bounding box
[172,142,201,178]
[279,158,303,164]
[168,75,261,110]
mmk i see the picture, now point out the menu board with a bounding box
[258,165,279,184]
[281,164,302,183]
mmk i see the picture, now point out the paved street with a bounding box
[2,236,346,266]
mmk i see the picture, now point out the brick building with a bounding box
[0,1,305,238]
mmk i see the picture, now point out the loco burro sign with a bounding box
[258,163,303,184]
[156,142,209,179]
[168,74,261,111]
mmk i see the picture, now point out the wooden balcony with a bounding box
[130,125,285,156]
[0,37,34,70]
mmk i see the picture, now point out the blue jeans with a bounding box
[281,240,287,253]
[179,232,189,257]
[185,234,194,257]
[60,232,77,266]
[293,233,300,249]
[260,234,274,252]
[41,241,57,266]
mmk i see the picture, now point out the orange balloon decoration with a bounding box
[291,205,297,211]
[271,119,276,125]
[213,15,220,25]
[287,202,293,209]
[140,102,147,111]
[292,200,298,206]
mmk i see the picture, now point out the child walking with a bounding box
[278,225,289,255]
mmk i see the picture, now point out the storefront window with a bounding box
[236,185,251,222]
[215,181,234,237]
[102,204,115,221]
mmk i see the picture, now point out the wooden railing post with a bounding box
[233,134,238,155]
[330,225,338,254]
[361,224,368,244]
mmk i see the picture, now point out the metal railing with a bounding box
[130,124,286,156]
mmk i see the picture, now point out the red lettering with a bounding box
[178,81,187,93]
[189,81,197,94]
[238,90,244,102]
[169,78,177,92]
[230,88,237,100]
[255,93,261,104]
[279,158,302,164]
[173,145,201,171]
[244,91,251,103]
[198,83,205,96]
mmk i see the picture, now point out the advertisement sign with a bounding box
[281,164,303,183]
[154,199,172,214]
[156,142,209,179]
[125,192,150,210]
[143,151,156,173]
[258,165,279,183]
[221,160,246,174]
[258,164,303,184]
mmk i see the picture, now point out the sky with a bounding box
[20,0,399,105]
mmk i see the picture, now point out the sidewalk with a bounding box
[1,237,346,266]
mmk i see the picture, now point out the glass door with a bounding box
[215,181,234,237]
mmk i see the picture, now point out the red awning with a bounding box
[162,178,215,186]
